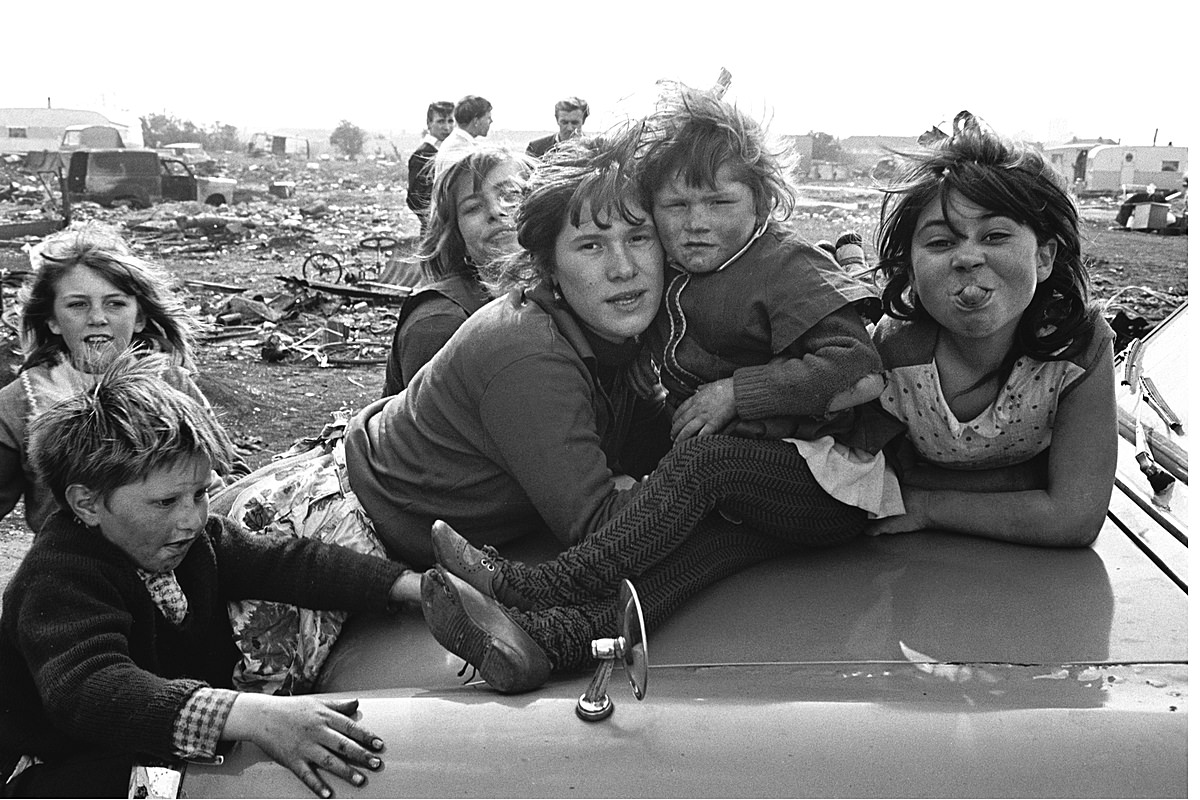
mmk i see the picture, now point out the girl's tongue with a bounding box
[957,285,989,308]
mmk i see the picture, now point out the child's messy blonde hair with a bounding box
[635,83,797,224]
[28,352,233,507]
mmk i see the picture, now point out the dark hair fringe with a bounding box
[482,133,647,294]
[873,111,1096,363]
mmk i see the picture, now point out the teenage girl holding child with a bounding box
[426,108,1117,692]
[422,86,905,691]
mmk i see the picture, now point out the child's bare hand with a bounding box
[671,379,736,441]
[224,694,385,797]
[865,512,923,536]
[865,488,929,536]
[612,473,638,491]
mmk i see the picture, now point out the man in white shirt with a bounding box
[436,95,493,169]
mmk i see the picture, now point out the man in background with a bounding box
[436,95,493,167]
[406,100,455,232]
[526,97,588,159]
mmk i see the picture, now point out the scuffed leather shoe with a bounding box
[420,566,551,694]
[431,519,534,611]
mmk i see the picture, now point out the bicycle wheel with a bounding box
[320,341,389,366]
[302,252,343,282]
[359,234,400,254]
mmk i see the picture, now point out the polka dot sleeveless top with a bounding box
[879,355,1086,471]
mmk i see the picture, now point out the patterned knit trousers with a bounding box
[503,435,866,671]
[502,435,864,608]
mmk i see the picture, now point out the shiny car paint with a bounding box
[183,520,1186,798]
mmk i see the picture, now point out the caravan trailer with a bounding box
[1044,140,1114,188]
[60,124,126,151]
[1083,145,1187,195]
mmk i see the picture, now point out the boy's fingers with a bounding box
[322,697,360,717]
[329,731,384,769]
[323,707,385,756]
[292,763,333,799]
[671,416,702,442]
[291,744,374,797]
[314,749,369,788]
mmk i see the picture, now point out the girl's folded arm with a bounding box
[910,344,1117,547]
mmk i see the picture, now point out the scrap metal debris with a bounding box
[0,152,422,370]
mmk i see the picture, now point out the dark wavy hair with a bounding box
[634,83,796,225]
[425,100,454,125]
[453,95,492,126]
[413,144,534,282]
[554,97,590,121]
[481,131,648,294]
[19,223,196,371]
[874,111,1094,361]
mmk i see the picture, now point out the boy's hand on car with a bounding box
[671,379,737,442]
[224,694,385,797]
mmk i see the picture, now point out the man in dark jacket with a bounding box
[406,100,455,232]
[526,97,589,159]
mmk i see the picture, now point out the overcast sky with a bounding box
[5,0,1193,147]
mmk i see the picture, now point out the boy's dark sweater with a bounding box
[0,510,404,769]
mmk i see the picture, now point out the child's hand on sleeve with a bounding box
[223,694,385,798]
[671,378,737,442]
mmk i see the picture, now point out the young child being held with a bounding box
[0,354,421,798]
[635,85,893,450]
[0,224,247,532]
[868,111,1117,546]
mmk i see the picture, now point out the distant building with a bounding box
[1074,144,1187,195]
[781,135,815,176]
[1042,137,1119,186]
[838,135,922,176]
[1,108,144,155]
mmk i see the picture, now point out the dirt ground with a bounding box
[0,153,1189,592]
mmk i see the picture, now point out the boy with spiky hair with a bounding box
[0,354,419,798]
